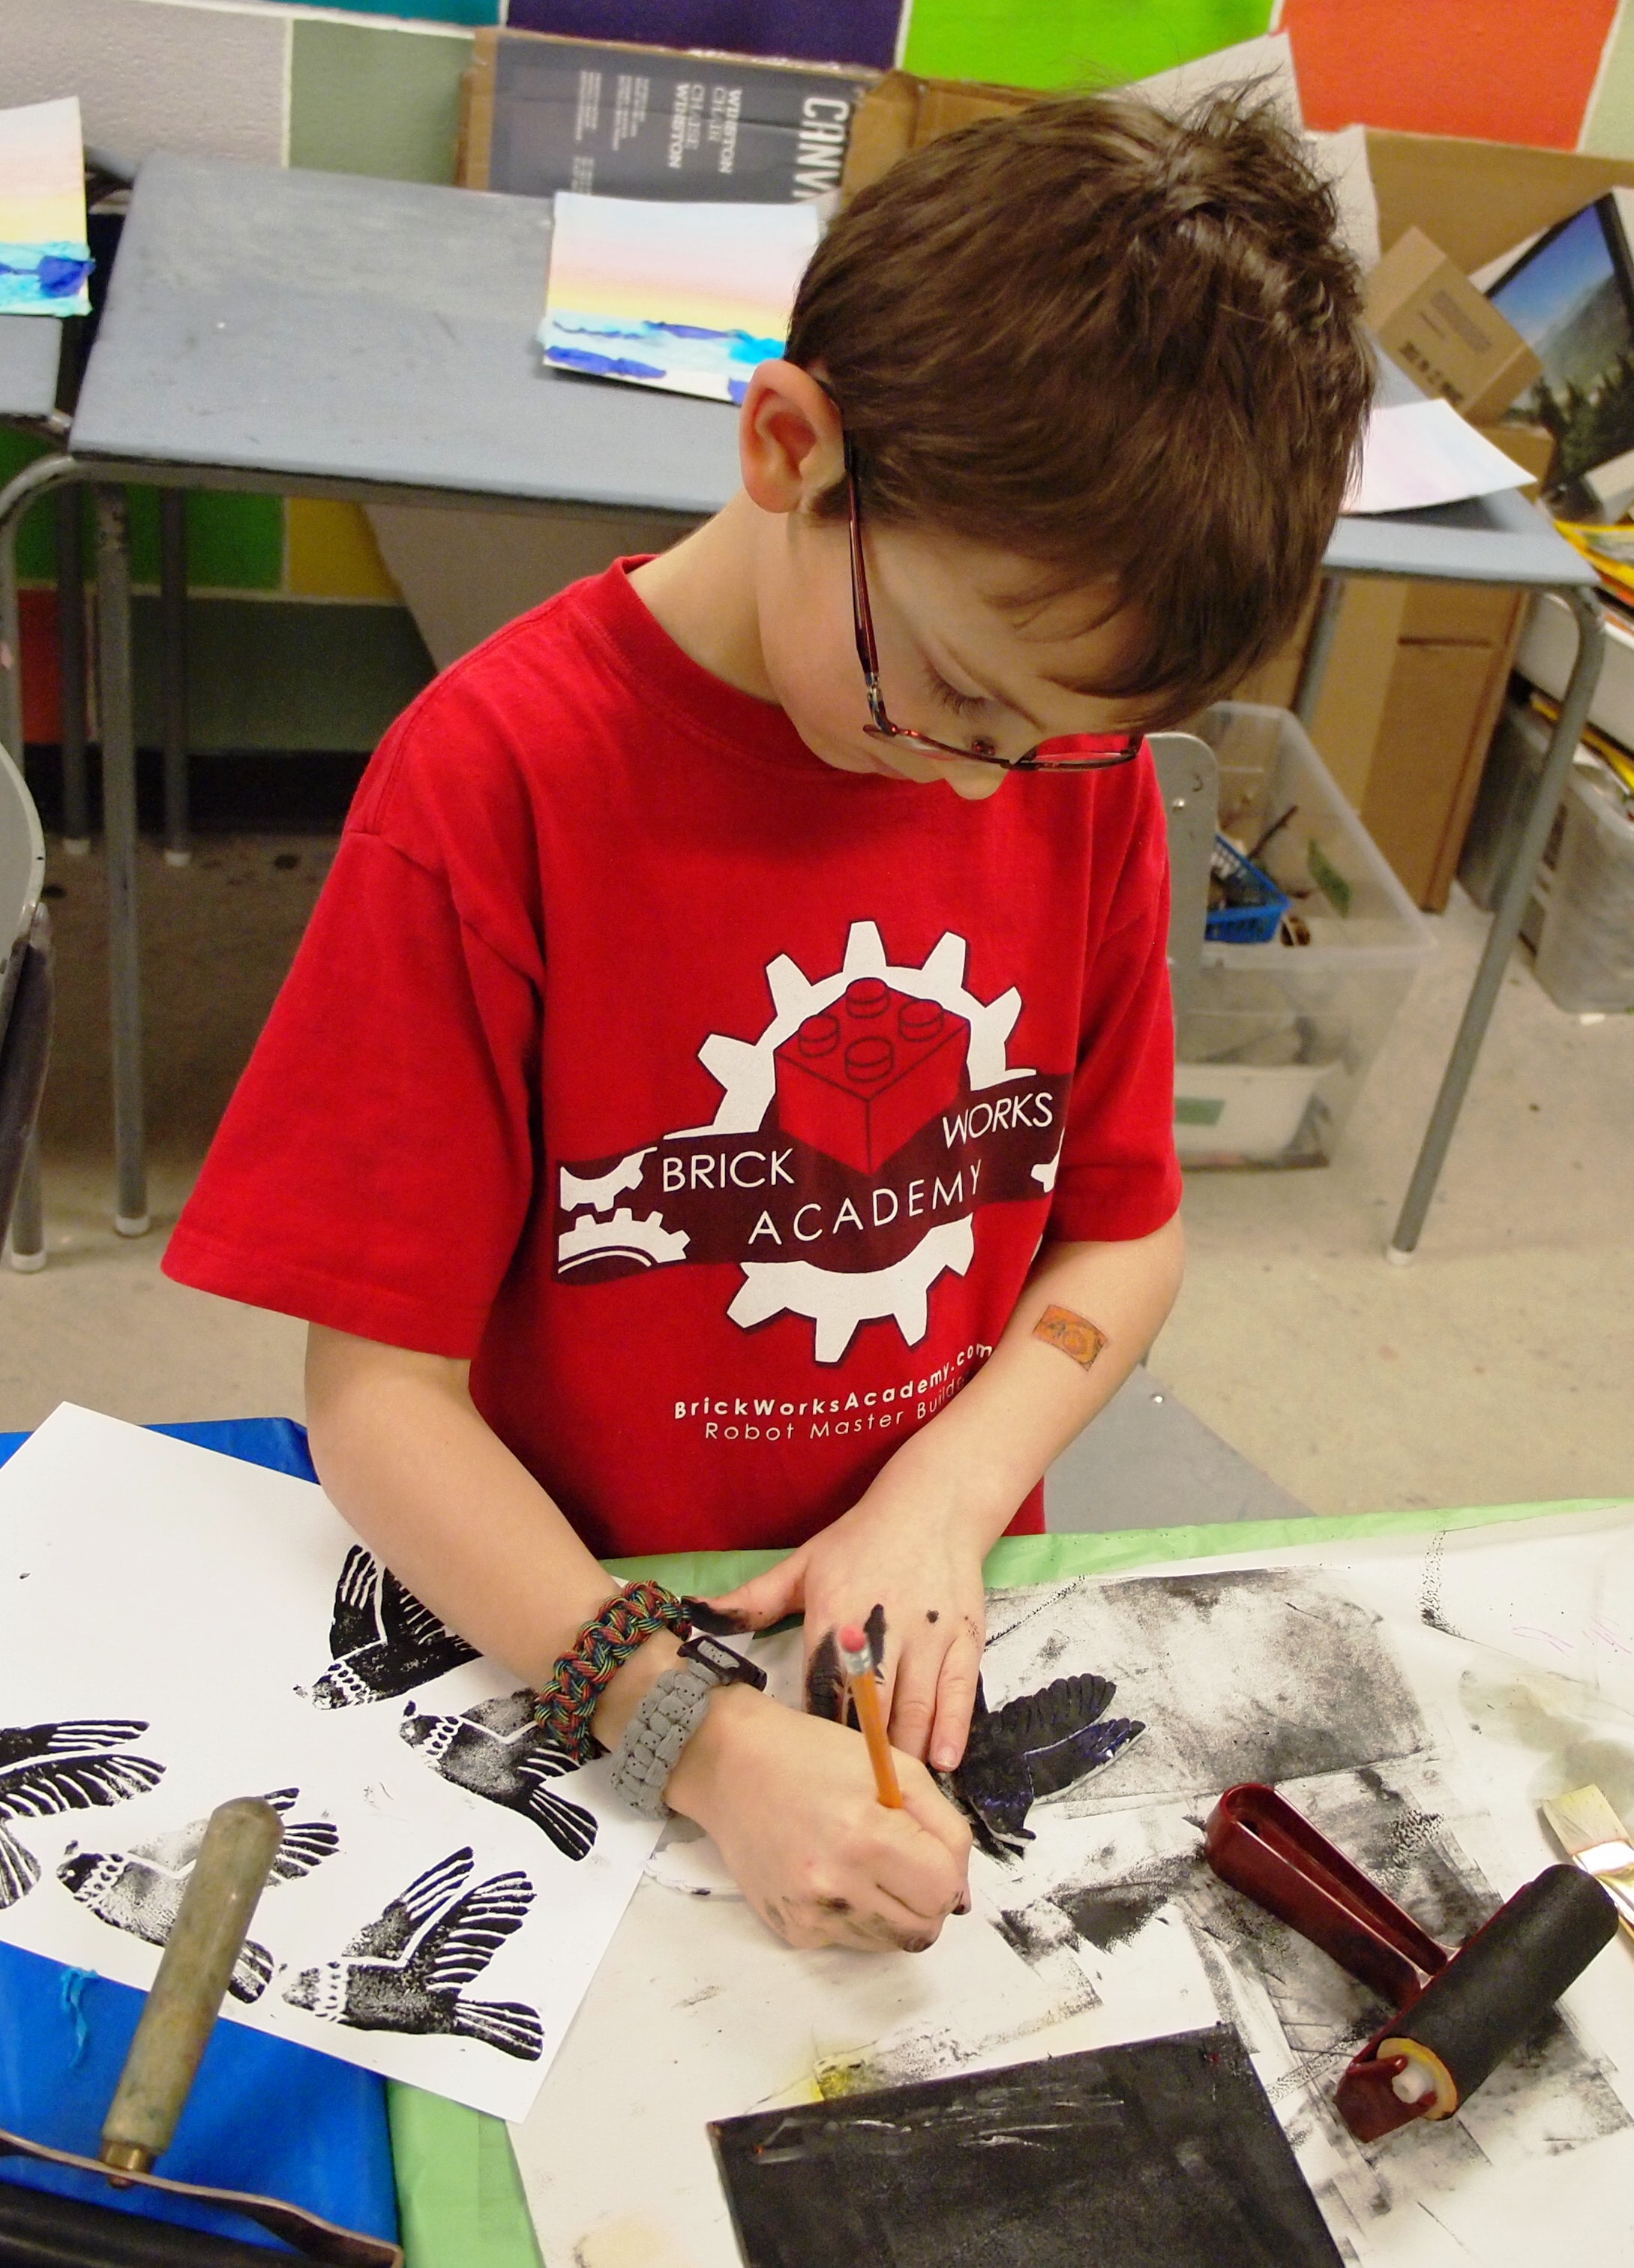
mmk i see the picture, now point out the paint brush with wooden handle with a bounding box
[838,1618,903,1809]
[1543,1785,1634,1938]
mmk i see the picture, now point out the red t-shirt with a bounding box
[164,562,1180,1559]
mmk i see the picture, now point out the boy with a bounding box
[164,90,1372,1956]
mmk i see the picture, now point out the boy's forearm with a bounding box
[302,1324,676,1747]
[875,1213,1185,1541]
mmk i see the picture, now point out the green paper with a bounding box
[392,1492,1612,2265]
[901,0,1274,92]
[290,21,475,187]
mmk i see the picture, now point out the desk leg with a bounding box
[1388,586,1605,1259]
[94,486,149,1238]
[1291,574,1347,728]
[5,1130,45,1271]
[56,487,90,854]
[159,489,190,867]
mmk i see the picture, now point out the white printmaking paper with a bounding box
[0,1406,661,2121]
[1349,398,1531,515]
[518,1507,1634,2268]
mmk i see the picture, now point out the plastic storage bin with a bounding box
[1533,764,1634,1013]
[1176,704,1436,1166]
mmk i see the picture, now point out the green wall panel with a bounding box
[0,429,55,583]
[289,20,474,184]
[127,491,284,592]
[901,0,1273,90]
[131,596,434,753]
[304,0,496,20]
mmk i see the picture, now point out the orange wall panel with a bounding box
[1284,0,1618,148]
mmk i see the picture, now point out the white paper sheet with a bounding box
[0,1406,660,2121]
[1349,398,1531,515]
[516,1506,1634,2268]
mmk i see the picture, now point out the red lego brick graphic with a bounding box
[773,979,971,1174]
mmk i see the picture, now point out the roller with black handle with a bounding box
[1339,1864,1618,2141]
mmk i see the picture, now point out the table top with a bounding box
[0,316,63,428]
[67,152,1601,596]
[69,153,739,515]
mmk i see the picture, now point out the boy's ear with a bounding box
[738,361,844,516]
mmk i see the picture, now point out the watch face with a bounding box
[682,1633,768,1690]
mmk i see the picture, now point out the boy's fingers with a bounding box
[706,1551,806,1631]
[885,1635,948,1763]
[928,1643,984,1774]
[896,1764,975,1870]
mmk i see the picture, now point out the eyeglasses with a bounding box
[842,438,1144,775]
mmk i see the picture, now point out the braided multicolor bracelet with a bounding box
[532,1581,695,1764]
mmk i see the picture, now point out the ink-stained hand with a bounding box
[665,1685,971,1954]
[705,1486,989,1772]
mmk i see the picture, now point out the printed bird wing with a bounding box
[269,1820,340,1882]
[0,1750,164,1820]
[228,1938,274,2005]
[977,1674,1116,1762]
[514,1732,577,1781]
[328,1546,383,1658]
[0,1719,148,1766]
[342,1846,473,1960]
[0,1825,40,1908]
[1026,1715,1145,1801]
[377,1570,473,1663]
[463,1691,536,1739]
[420,1870,535,1991]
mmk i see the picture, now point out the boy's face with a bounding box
[743,364,1155,802]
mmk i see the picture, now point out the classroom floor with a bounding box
[2,832,1631,1517]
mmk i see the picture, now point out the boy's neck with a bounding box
[628,495,780,707]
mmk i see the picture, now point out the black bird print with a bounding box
[299,1545,478,1708]
[283,1846,541,2061]
[57,1788,340,2002]
[949,1674,1145,1858]
[400,1691,597,1862]
[0,1719,165,1910]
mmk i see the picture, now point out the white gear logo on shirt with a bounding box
[556,922,1040,1362]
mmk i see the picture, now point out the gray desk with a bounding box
[0,319,65,436]
[0,154,1606,1262]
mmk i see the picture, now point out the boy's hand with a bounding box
[706,1488,989,1773]
[667,1684,971,1952]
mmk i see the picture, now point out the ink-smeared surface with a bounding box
[711,2027,1343,2267]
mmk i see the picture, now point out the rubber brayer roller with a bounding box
[1205,1782,1618,2142]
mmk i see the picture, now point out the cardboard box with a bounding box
[841,68,1033,196]
[1366,226,1540,422]
[460,27,876,203]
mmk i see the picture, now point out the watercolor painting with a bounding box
[540,191,826,405]
[0,97,92,317]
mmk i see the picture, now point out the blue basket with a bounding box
[1206,835,1290,945]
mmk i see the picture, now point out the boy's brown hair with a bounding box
[786,90,1374,725]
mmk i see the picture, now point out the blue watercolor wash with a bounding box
[0,241,93,315]
[547,344,670,380]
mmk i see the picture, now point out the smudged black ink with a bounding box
[283,1845,541,2060]
[682,1597,750,1636]
[1054,1884,1169,1953]
[805,1630,847,1724]
[400,1690,596,1862]
[299,1544,478,1709]
[864,1604,886,1673]
[925,1610,940,1625]
[1420,1532,1463,1639]
[58,1787,338,2002]
[0,1719,165,1911]
[949,1674,1144,1856]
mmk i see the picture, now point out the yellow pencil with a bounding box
[838,1622,903,1808]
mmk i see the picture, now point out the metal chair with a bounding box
[0,740,50,1264]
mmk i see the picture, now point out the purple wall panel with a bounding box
[503,2,901,72]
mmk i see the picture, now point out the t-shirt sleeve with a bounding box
[162,818,541,1358]
[1045,759,1183,1244]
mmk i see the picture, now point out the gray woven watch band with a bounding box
[609,1660,718,1820]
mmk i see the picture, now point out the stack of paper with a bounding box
[0,97,91,318]
[540,191,826,405]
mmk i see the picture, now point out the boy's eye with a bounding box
[922,664,988,720]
